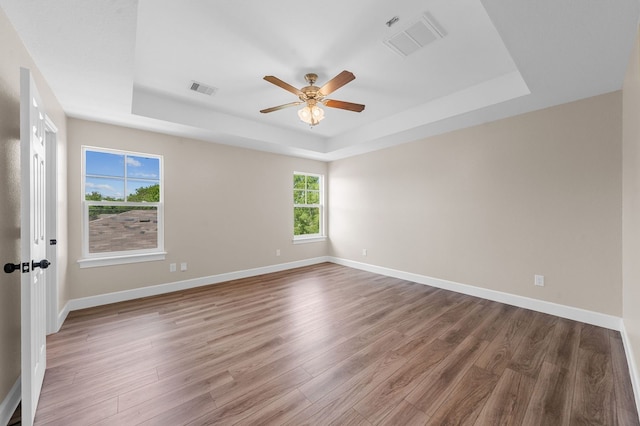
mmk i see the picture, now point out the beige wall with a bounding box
[623,25,640,401]
[329,92,623,316]
[66,119,327,299]
[0,7,68,410]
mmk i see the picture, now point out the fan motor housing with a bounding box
[300,85,322,102]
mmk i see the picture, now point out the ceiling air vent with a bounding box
[189,81,217,96]
[384,13,445,57]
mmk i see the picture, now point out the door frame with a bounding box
[44,116,58,335]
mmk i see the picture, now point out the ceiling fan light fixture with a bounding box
[298,104,325,126]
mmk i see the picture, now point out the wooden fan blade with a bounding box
[263,76,303,97]
[260,102,302,113]
[319,70,355,96]
[324,99,365,112]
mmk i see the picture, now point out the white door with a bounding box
[20,67,49,426]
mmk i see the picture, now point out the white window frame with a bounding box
[293,171,326,243]
[78,146,166,268]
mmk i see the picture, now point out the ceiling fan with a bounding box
[260,70,365,126]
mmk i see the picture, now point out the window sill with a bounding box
[78,251,167,268]
[292,236,327,244]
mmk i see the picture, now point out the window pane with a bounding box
[307,176,320,190]
[85,177,125,201]
[293,174,306,189]
[88,206,158,253]
[294,207,320,235]
[127,181,160,202]
[86,151,124,177]
[293,190,306,204]
[307,191,320,204]
[126,155,160,180]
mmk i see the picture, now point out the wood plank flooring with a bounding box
[35,263,639,425]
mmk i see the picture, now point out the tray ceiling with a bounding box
[1,0,638,160]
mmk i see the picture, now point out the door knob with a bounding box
[4,263,20,274]
[32,259,50,270]
[3,262,29,273]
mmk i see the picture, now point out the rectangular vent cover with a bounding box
[190,81,217,96]
[384,13,445,57]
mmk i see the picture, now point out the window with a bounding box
[293,172,325,241]
[79,147,165,267]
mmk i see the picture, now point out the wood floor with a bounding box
[35,263,639,425]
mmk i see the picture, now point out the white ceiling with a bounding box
[2,0,639,161]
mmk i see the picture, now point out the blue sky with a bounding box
[85,151,160,199]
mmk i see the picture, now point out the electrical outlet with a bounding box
[534,275,544,287]
[276,249,281,256]
[169,263,176,272]
[180,262,187,272]
[362,249,367,256]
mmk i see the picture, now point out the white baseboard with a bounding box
[67,256,330,312]
[621,322,640,415]
[64,255,622,330]
[328,257,622,331]
[0,377,20,426]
